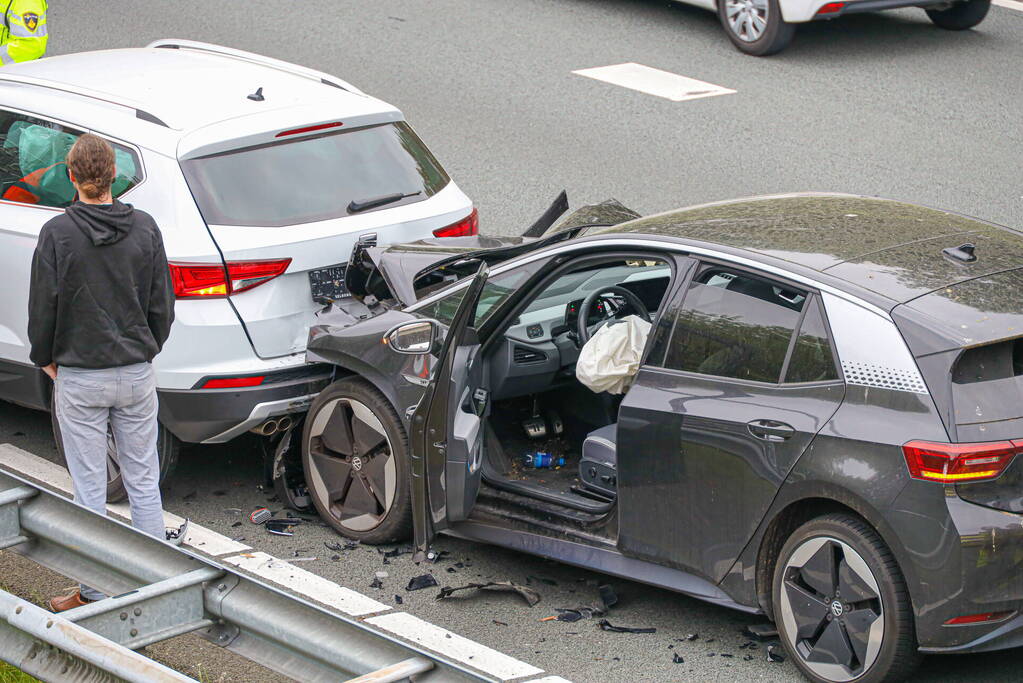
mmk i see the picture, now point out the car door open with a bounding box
[409,263,490,561]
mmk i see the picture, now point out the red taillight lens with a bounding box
[944,611,1015,626]
[202,376,265,389]
[816,1,845,13]
[433,208,478,238]
[169,259,291,298]
[902,440,1022,484]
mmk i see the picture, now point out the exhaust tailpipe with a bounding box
[251,418,279,436]
[277,415,293,432]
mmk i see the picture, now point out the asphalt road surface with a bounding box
[4,2,1023,681]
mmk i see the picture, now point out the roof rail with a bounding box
[146,39,364,96]
[0,72,172,128]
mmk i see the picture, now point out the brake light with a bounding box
[944,611,1015,625]
[202,376,265,389]
[433,208,478,238]
[816,2,845,13]
[169,259,292,298]
[902,439,1022,484]
[275,121,343,138]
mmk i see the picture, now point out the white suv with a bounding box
[0,40,474,491]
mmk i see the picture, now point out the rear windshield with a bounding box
[181,122,449,227]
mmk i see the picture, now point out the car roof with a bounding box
[591,193,1023,308]
[0,43,397,156]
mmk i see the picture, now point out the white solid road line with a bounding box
[993,0,1023,11]
[223,551,391,617]
[572,62,736,102]
[365,612,545,681]
[0,444,567,681]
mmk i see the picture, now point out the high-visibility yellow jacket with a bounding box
[0,0,47,66]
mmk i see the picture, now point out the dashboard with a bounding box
[490,265,671,401]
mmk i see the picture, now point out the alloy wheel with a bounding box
[305,397,396,532]
[779,536,884,682]
[725,0,769,42]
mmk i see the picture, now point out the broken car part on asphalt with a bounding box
[436,582,542,607]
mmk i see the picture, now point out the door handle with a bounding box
[747,419,795,441]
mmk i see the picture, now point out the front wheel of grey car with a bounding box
[302,378,412,544]
[926,0,991,29]
[772,514,921,683]
[718,0,796,56]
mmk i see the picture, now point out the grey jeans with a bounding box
[54,362,165,601]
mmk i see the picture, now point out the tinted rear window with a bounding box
[181,122,449,227]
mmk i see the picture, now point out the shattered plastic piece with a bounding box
[683,633,699,641]
[375,571,389,580]
[598,584,618,610]
[493,620,507,626]
[672,653,684,664]
[379,545,414,558]
[744,623,779,641]
[406,574,439,591]
[394,595,403,604]
[597,619,655,634]
[165,520,189,546]
[324,539,360,553]
[265,519,298,536]
[249,508,271,524]
[744,654,754,661]
[446,567,457,573]
[766,644,786,663]
[555,609,584,623]
[230,521,242,528]
[289,557,316,562]
[330,555,340,561]
[370,577,384,589]
[720,653,734,658]
[437,582,541,607]
[230,536,245,542]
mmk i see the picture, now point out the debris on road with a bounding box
[598,584,618,610]
[744,623,779,641]
[324,539,360,553]
[493,620,508,626]
[289,557,317,562]
[597,619,655,634]
[672,653,684,664]
[248,507,271,524]
[683,633,699,641]
[436,581,541,607]
[406,574,439,591]
[165,519,188,546]
[766,643,787,663]
[379,545,414,558]
[265,518,301,536]
[394,595,403,604]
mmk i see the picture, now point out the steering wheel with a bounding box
[576,285,650,345]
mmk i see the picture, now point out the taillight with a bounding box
[202,376,265,389]
[433,208,478,238]
[902,439,1022,484]
[816,1,845,13]
[169,259,291,298]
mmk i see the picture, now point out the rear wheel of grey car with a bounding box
[302,378,412,544]
[51,393,180,503]
[718,0,796,56]
[772,514,920,683]
[926,0,990,30]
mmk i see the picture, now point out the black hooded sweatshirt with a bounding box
[28,200,175,369]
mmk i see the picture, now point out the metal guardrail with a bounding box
[0,469,490,683]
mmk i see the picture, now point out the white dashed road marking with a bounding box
[572,62,736,102]
[993,0,1023,11]
[366,612,545,681]
[0,443,568,681]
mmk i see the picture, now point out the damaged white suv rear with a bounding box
[0,40,474,497]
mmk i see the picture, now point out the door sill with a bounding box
[481,461,613,514]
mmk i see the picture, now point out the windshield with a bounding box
[181,122,449,227]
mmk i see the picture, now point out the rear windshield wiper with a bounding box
[348,191,421,213]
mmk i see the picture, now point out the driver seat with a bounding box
[580,424,617,497]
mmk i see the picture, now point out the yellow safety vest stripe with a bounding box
[0,0,47,66]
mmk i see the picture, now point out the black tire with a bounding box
[301,378,412,544]
[51,393,180,503]
[718,0,796,56]
[772,514,921,683]
[926,0,990,30]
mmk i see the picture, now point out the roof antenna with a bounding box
[942,243,977,263]
[247,87,265,102]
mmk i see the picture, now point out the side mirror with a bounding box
[385,320,439,355]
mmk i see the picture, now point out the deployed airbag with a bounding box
[575,315,651,394]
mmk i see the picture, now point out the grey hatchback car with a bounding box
[297,193,1023,683]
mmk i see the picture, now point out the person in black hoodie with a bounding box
[28,134,175,612]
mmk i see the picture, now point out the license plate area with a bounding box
[308,264,350,303]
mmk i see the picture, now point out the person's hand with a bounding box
[41,364,57,380]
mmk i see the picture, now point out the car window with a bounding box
[181,122,449,227]
[662,266,805,383]
[0,111,142,208]
[416,261,543,327]
[784,297,840,383]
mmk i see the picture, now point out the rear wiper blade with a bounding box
[348,191,421,213]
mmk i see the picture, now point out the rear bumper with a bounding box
[783,0,948,22]
[158,365,331,444]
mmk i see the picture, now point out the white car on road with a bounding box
[0,40,475,496]
[689,0,992,55]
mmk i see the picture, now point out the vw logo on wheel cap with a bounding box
[352,456,363,471]
[831,600,844,617]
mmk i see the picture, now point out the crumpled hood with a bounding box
[65,199,135,246]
